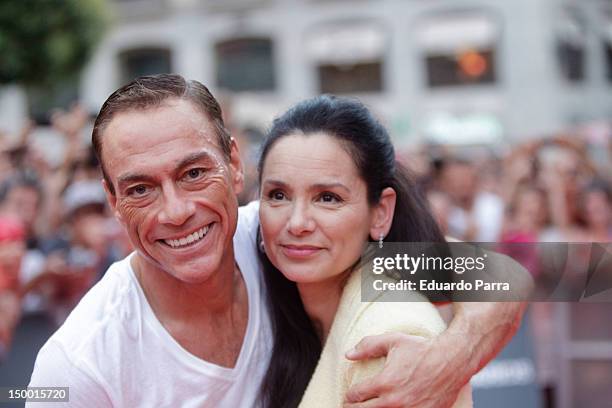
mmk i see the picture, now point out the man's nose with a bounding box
[157,184,196,226]
[287,202,315,236]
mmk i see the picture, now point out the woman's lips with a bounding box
[280,244,323,258]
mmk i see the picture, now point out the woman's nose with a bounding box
[287,202,315,236]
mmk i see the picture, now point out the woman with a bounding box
[256,95,472,407]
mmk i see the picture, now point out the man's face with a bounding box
[101,99,243,284]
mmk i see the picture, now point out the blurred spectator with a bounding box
[571,180,612,242]
[0,216,26,359]
[433,157,505,241]
[62,180,122,278]
[427,190,452,236]
[235,126,264,205]
[501,184,553,243]
[0,172,43,249]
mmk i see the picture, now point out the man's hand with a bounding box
[343,333,468,408]
[344,301,526,408]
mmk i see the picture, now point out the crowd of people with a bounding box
[0,105,132,360]
[0,93,610,399]
[402,134,611,244]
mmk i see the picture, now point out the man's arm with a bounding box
[343,301,526,408]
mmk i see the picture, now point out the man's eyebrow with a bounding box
[117,173,156,189]
[176,151,215,170]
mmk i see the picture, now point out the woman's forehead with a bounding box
[262,133,366,191]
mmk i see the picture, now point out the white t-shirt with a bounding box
[28,202,272,407]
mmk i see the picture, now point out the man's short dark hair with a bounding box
[92,74,231,195]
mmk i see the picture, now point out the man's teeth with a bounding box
[164,225,210,248]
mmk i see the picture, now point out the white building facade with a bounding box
[77,0,612,147]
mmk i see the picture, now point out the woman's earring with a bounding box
[379,234,384,249]
[258,231,265,253]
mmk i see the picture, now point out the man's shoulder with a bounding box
[45,255,140,355]
[237,200,260,239]
[235,201,261,278]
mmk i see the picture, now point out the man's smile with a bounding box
[158,222,214,249]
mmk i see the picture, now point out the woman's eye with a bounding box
[269,190,286,201]
[319,193,340,203]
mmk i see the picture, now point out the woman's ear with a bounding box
[370,187,397,240]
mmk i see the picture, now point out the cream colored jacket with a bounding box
[299,270,472,407]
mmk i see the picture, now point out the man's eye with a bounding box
[185,168,205,180]
[128,185,149,197]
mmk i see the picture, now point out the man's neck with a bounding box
[131,251,249,367]
[132,252,237,318]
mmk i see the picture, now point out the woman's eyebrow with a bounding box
[262,180,350,193]
[311,182,350,193]
[262,179,287,188]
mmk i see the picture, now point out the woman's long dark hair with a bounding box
[257,95,445,407]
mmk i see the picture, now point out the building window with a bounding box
[425,49,496,87]
[215,38,276,92]
[119,48,172,85]
[556,41,585,81]
[604,41,612,81]
[555,9,586,82]
[318,62,382,93]
[417,12,499,88]
[307,21,386,93]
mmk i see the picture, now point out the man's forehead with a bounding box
[108,99,213,131]
[103,101,222,151]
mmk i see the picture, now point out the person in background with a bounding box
[0,172,43,250]
[0,216,26,360]
[571,179,612,242]
[435,158,504,241]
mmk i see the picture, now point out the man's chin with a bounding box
[171,264,220,284]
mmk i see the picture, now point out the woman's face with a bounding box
[259,133,376,284]
[516,189,547,229]
[584,190,611,227]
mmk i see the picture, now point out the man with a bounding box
[29,75,525,407]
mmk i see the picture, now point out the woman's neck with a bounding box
[297,271,350,344]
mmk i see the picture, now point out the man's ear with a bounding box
[370,187,397,240]
[228,138,245,195]
[102,179,124,225]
